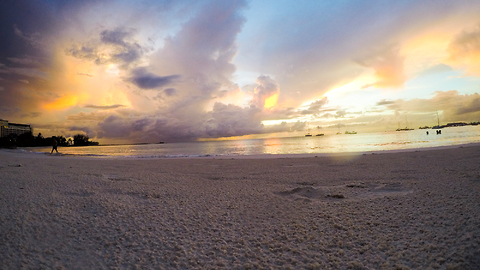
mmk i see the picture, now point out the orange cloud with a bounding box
[44,93,88,110]
[447,25,480,75]
[356,46,406,89]
[264,93,279,109]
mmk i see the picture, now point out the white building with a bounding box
[0,119,33,137]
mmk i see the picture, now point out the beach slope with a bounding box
[1,146,480,269]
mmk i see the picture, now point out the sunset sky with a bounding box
[1,0,480,143]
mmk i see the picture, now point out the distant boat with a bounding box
[305,123,312,136]
[345,131,357,134]
[432,111,444,129]
[396,115,414,131]
[396,128,414,131]
[315,133,324,136]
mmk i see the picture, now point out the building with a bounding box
[0,119,33,137]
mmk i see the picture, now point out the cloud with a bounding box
[262,120,307,133]
[149,0,246,98]
[66,45,98,62]
[356,45,407,89]
[455,93,480,115]
[2,0,480,142]
[376,99,395,106]
[381,90,480,123]
[0,65,48,79]
[20,111,41,118]
[204,102,263,137]
[84,104,126,110]
[163,88,176,96]
[251,75,280,108]
[93,101,264,142]
[448,25,480,58]
[100,28,143,65]
[301,97,328,115]
[67,27,143,68]
[13,24,44,48]
[447,24,480,75]
[69,125,96,138]
[335,110,346,118]
[7,57,40,66]
[128,68,180,90]
[290,121,307,131]
[418,64,453,76]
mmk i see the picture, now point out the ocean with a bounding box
[21,125,480,158]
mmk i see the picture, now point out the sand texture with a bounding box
[1,146,480,269]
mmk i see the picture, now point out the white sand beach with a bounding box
[1,145,480,269]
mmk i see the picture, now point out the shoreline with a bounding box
[9,141,480,160]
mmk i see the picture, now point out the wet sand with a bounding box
[1,145,480,269]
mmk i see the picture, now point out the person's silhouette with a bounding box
[51,137,58,154]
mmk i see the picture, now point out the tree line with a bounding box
[0,132,99,148]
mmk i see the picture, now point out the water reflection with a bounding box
[22,126,480,157]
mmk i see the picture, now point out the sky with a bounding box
[1,0,480,143]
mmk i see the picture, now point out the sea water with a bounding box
[22,125,480,158]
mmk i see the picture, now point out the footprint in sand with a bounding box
[277,181,412,202]
[103,174,133,181]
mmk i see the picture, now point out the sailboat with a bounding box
[315,125,324,136]
[432,111,444,129]
[344,124,357,134]
[396,116,414,131]
[305,123,312,137]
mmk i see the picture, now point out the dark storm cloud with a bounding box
[0,1,55,62]
[129,68,181,90]
[0,0,80,113]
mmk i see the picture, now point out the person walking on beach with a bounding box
[51,137,58,154]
